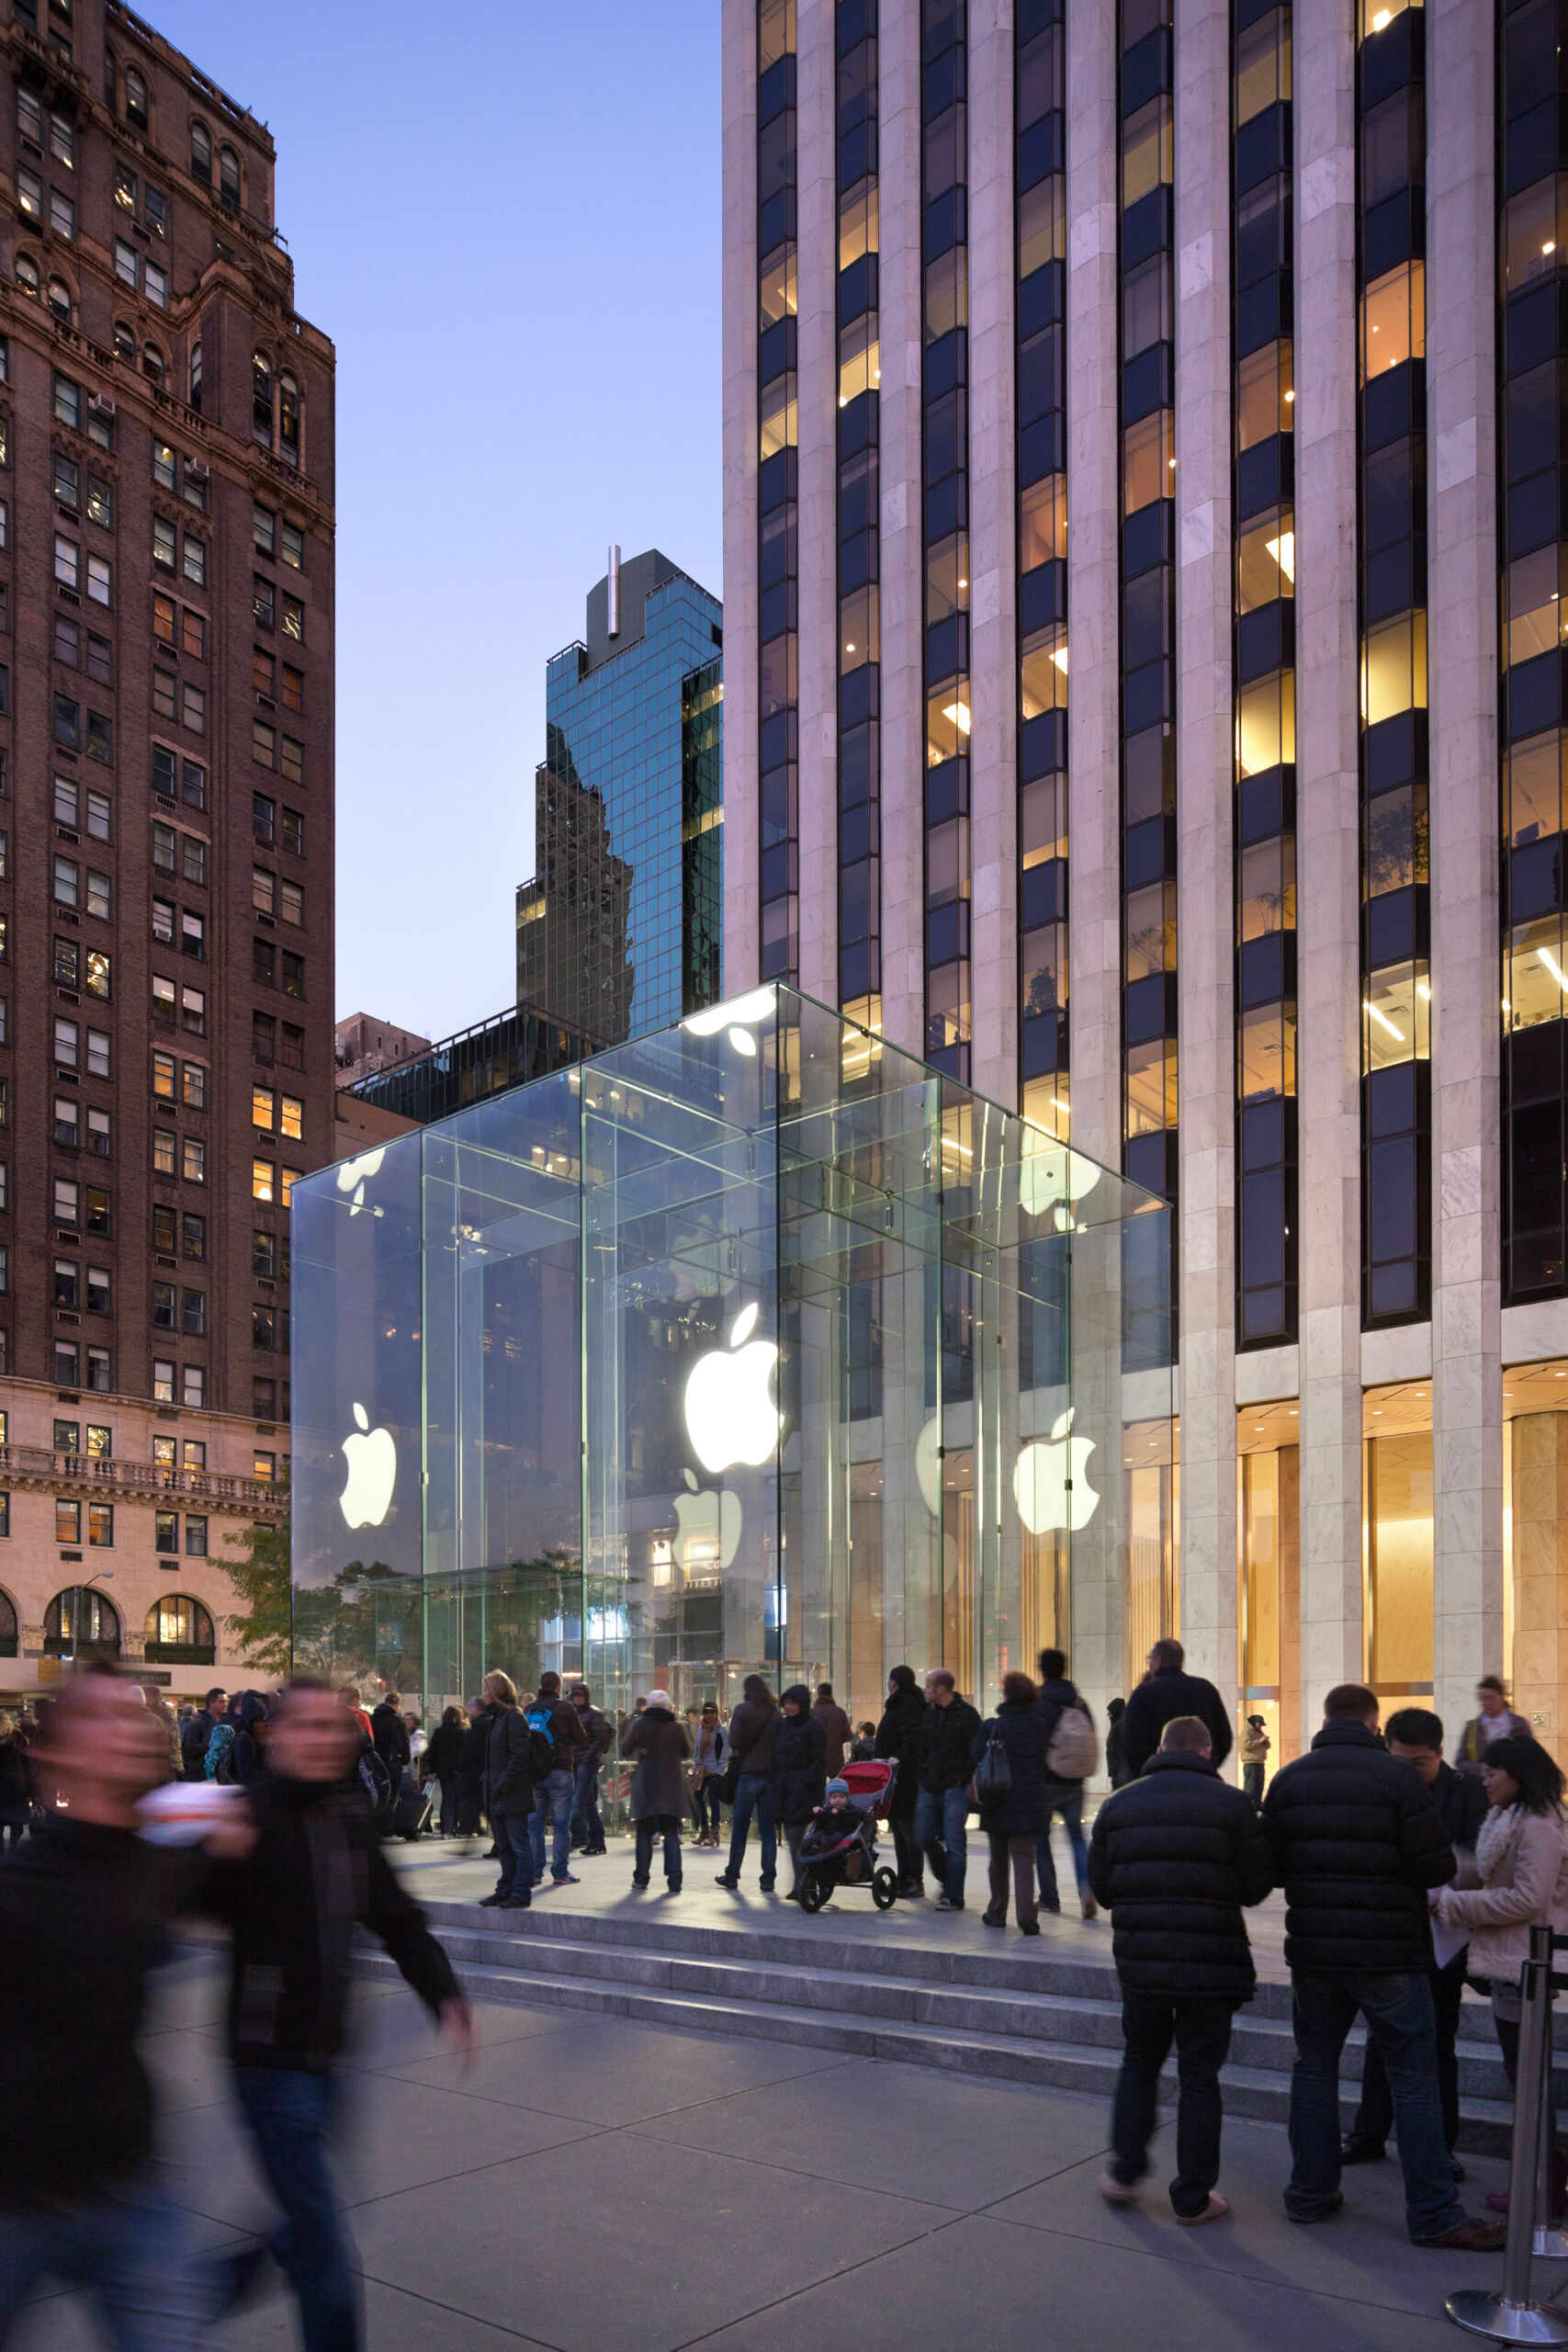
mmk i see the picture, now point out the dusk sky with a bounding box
[149,1,723,1043]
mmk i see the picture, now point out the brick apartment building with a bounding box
[0,0,334,1698]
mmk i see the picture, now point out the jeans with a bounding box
[914,1784,970,1903]
[1287,1968,1463,2240]
[722,1772,776,1885]
[570,1753,604,1848]
[235,2067,360,2352]
[0,2176,206,2351]
[634,1813,682,1887]
[529,1767,575,1880]
[1035,1782,1089,1909]
[491,1810,534,1901]
[694,1778,725,1836]
[1353,1953,1466,2153]
[1110,1992,1235,2216]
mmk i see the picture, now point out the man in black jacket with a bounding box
[569,1681,615,1855]
[180,1681,228,1781]
[1122,1637,1233,1779]
[525,1670,589,1888]
[875,1665,929,1896]
[914,1670,982,1909]
[1342,1705,1488,2168]
[371,1689,412,1780]
[210,1676,473,2352]
[1263,1682,1502,2250]
[1088,1714,1272,2222]
[479,1670,536,1907]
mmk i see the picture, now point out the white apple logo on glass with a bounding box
[672,1469,743,1573]
[683,984,776,1056]
[334,1148,385,1217]
[1014,1409,1100,1535]
[339,1402,397,1529]
[683,1302,782,1474]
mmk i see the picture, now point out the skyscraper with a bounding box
[0,0,333,1698]
[723,0,1562,1758]
[516,547,724,1046]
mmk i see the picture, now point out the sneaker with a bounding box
[936,1895,957,1910]
[667,1882,682,1894]
[1415,2217,1508,2253]
[1080,1893,1099,1920]
[1099,2174,1139,2205]
[498,1895,532,1910]
[552,1872,581,1887]
[631,1876,649,1889]
[759,1878,777,1892]
[1175,2193,1229,2227]
[900,1884,926,1900]
[1340,2135,1387,2165]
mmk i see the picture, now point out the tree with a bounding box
[220,1517,295,1676]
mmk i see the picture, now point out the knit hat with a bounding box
[824,1778,850,1798]
[645,1690,673,1711]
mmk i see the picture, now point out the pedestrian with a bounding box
[181,1683,228,1781]
[403,1711,426,1765]
[1240,1714,1270,1806]
[1033,1647,1099,1919]
[771,1684,828,1897]
[850,1720,878,1763]
[1089,1714,1273,2224]
[569,1682,615,1855]
[0,1713,28,1852]
[1339,1706,1484,2170]
[1262,1681,1503,2249]
[454,1696,490,1838]
[691,1701,728,1846]
[423,1705,468,1838]
[1122,1638,1233,1780]
[339,1684,373,1742]
[370,1689,411,1781]
[1434,1735,1568,2218]
[913,1669,981,1910]
[971,1670,1047,1934]
[525,1670,588,1888]
[1106,1696,1132,1790]
[1453,1675,1532,1774]
[619,1691,692,1893]
[875,1665,929,1897]
[231,1690,269,1787]
[477,1670,537,1911]
[810,1682,853,1776]
[207,1676,475,2352]
[716,1674,782,1891]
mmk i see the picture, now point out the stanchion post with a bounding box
[1448,1927,1568,2344]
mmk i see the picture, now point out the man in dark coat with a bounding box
[770,1684,828,1896]
[1263,1682,1502,2250]
[717,1674,782,1891]
[619,1691,692,1893]
[181,1683,228,1781]
[478,1671,536,1909]
[1121,1638,1233,1779]
[454,1696,490,1838]
[1343,1705,1489,2167]
[914,1669,982,1908]
[371,1690,412,1779]
[1089,1714,1273,2222]
[875,1665,929,1896]
[810,1682,853,1776]
[569,1681,615,1855]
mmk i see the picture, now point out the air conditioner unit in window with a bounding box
[88,392,116,418]
[186,458,209,481]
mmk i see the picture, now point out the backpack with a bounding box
[1046,1701,1100,1782]
[972,1728,1013,1807]
[204,1721,237,1783]
[523,1704,558,1780]
[356,1741,392,1815]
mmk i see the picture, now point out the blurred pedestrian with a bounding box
[569,1682,614,1855]
[423,1705,468,1837]
[1453,1676,1532,1775]
[875,1666,927,1897]
[1106,1696,1132,1789]
[971,1671,1046,1933]
[620,1691,692,1893]
[771,1684,828,1897]
[811,1682,853,1776]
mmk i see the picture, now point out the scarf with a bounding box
[1477,1803,1523,1883]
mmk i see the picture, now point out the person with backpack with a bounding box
[204,1699,241,1786]
[478,1671,541,1910]
[524,1671,588,1888]
[1033,1647,1100,1919]
[914,1670,982,1910]
[181,1686,227,1782]
[970,1671,1048,1933]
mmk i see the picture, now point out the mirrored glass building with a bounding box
[291,989,1172,1735]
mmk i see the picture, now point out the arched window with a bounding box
[190,119,211,187]
[278,372,299,462]
[124,68,148,130]
[144,1593,215,1663]
[141,342,164,388]
[44,1584,119,1658]
[252,349,273,447]
[113,319,134,363]
[0,1588,16,1660]
[219,144,240,210]
[47,276,71,323]
[15,254,39,300]
[188,338,202,414]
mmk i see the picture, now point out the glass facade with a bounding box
[758,0,800,985]
[292,988,1172,1742]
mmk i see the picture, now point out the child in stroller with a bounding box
[794,1765,899,1912]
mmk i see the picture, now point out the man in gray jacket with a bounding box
[478,1671,535,1911]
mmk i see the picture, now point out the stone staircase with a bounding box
[356,1894,1551,2152]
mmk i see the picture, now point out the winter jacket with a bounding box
[371,1700,412,1775]
[1262,1718,1457,1973]
[1088,1748,1273,2000]
[810,1699,853,1776]
[618,1705,693,1819]
[1106,1706,1131,1790]
[423,1720,468,1784]
[181,1710,221,1782]
[209,1770,458,2072]
[916,1695,984,1794]
[455,1716,490,1797]
[231,1692,270,1787]
[574,1703,615,1760]
[1453,1709,1533,1771]
[1437,1804,1568,1985]
[482,1699,536,1819]
[770,1707,828,1826]
[875,1686,928,1817]
[1239,1721,1270,1766]
[969,1697,1049,1838]
[694,1722,728,1777]
[1122,1666,1234,1779]
[525,1690,588,1773]
[1034,1675,1090,1789]
[727,1690,782,1778]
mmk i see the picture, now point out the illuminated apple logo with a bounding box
[683,984,777,1057]
[339,1402,397,1529]
[672,1469,742,1573]
[683,1302,782,1474]
[1014,1409,1100,1535]
[335,1148,385,1217]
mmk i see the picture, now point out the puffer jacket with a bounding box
[1437,1804,1568,1984]
[1262,1718,1456,1973]
[874,1686,927,1817]
[727,1684,781,1778]
[618,1705,692,1820]
[1088,1748,1273,1999]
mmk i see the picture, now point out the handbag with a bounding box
[972,1727,1013,1808]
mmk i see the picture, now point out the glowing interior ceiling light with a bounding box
[1364,1000,1404,1041]
[1265,530,1295,582]
[942,702,972,735]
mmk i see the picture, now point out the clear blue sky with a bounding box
[149,0,722,1043]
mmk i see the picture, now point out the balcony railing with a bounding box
[0,1445,286,1514]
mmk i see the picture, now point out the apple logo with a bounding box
[683,984,776,1056]
[1018,1133,1103,1229]
[335,1148,385,1217]
[683,1301,782,1474]
[915,1414,942,1517]
[1014,1409,1101,1535]
[339,1402,397,1529]
[672,1468,742,1574]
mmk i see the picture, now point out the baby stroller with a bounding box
[794,1758,899,1913]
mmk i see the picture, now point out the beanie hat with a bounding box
[645,1690,673,1711]
[824,1778,850,1798]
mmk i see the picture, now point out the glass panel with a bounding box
[1365,1381,1434,1699]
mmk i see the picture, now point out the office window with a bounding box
[53,694,79,752]
[152,898,174,944]
[53,776,78,826]
[85,1186,108,1236]
[85,948,108,998]
[279,1169,300,1208]
[152,517,175,571]
[252,1086,274,1130]
[279,1022,304,1070]
[252,866,275,916]
[85,556,108,607]
[254,1452,276,1482]
[253,792,276,844]
[152,1204,175,1253]
[87,475,111,526]
[280,737,303,786]
[252,939,276,988]
[181,836,205,886]
[53,936,79,989]
[182,1365,205,1408]
[152,820,175,872]
[282,594,303,644]
[54,1017,78,1067]
[113,236,137,288]
[155,1510,177,1554]
[53,1420,79,1455]
[181,1136,205,1185]
[53,1259,77,1308]
[280,881,303,927]
[52,451,79,512]
[252,1304,275,1350]
[253,1012,276,1064]
[281,953,303,1000]
[181,986,204,1035]
[152,1360,175,1404]
[49,191,73,241]
[253,649,276,699]
[152,1049,175,1100]
[86,1027,109,1078]
[52,370,78,429]
[85,870,109,921]
[86,1424,109,1460]
[143,262,165,310]
[86,1107,109,1156]
[87,1501,112,1544]
[253,1228,276,1279]
[181,910,204,959]
[144,187,165,239]
[54,1094,79,1147]
[86,633,110,685]
[253,503,276,557]
[55,615,80,667]
[281,522,303,571]
[183,535,205,587]
[282,807,304,855]
[53,855,78,909]
[253,721,275,769]
[281,666,303,715]
[182,684,204,735]
[181,609,204,661]
[53,534,79,590]
[253,1377,276,1418]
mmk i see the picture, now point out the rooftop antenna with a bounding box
[607,543,621,638]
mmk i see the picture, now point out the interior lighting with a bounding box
[1540,946,1568,994]
[1365,999,1404,1041]
[942,701,972,735]
[1265,531,1295,583]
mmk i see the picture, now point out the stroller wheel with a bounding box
[797,1871,827,1914]
[872,1866,898,1910]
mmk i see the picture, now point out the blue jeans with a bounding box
[0,2176,206,2350]
[491,1810,534,1901]
[722,1772,776,1885]
[1111,1992,1235,2215]
[570,1753,603,1847]
[1287,1968,1463,2241]
[528,1767,575,1879]
[235,2067,360,2352]
[1035,1782,1089,1908]
[914,1783,970,1903]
